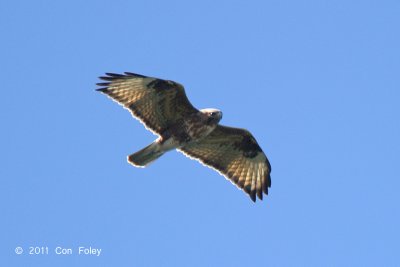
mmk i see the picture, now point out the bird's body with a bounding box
[97,72,271,202]
[129,108,222,167]
[160,108,222,147]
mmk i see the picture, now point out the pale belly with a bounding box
[157,124,217,153]
[157,136,180,152]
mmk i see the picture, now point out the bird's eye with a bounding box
[210,112,215,116]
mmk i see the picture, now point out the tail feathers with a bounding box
[128,142,164,167]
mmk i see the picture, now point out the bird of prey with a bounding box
[96,72,271,202]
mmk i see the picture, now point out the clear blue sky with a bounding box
[1,0,399,266]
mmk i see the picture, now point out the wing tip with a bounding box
[243,184,257,202]
[257,190,263,201]
[124,71,147,78]
[252,170,271,202]
[105,72,123,77]
[97,71,148,91]
[250,193,256,202]
[262,172,271,194]
[96,82,110,86]
[96,87,108,93]
[98,72,147,82]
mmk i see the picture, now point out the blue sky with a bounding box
[1,0,399,266]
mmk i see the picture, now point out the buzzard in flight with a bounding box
[97,72,271,202]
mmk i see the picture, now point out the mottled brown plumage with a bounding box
[97,72,271,202]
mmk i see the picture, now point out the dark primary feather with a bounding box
[123,72,147,78]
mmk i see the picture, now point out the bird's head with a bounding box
[201,108,223,124]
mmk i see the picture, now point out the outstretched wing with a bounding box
[96,72,198,136]
[179,125,271,202]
